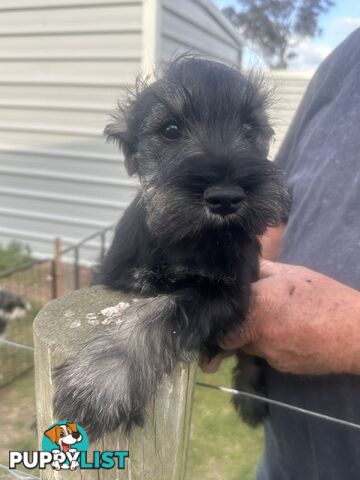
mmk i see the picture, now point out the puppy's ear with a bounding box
[104,108,138,176]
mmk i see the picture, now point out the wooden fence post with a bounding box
[33,285,197,479]
[53,238,63,299]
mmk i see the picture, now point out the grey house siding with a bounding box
[0,0,142,259]
[4,1,312,262]
[268,71,312,157]
[160,0,241,64]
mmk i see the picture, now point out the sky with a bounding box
[214,0,360,70]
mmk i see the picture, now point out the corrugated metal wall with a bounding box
[160,0,241,64]
[0,0,142,259]
[268,71,312,158]
[0,0,312,260]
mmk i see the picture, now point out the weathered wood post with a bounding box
[33,285,197,479]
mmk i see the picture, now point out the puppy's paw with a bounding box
[232,392,267,427]
[53,296,179,439]
[232,352,268,427]
[53,328,143,440]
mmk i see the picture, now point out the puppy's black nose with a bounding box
[72,431,81,439]
[204,186,246,216]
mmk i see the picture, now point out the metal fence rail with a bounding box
[0,223,116,388]
[0,258,53,305]
[0,223,116,305]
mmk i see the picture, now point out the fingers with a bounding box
[259,258,273,277]
[199,350,234,373]
[259,259,278,278]
[241,343,263,357]
[259,259,290,279]
[219,320,258,350]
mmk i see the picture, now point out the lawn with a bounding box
[0,241,32,274]
[0,305,38,479]
[187,358,263,480]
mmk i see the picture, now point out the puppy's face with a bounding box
[106,57,289,241]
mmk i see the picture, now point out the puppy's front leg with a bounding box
[232,352,267,426]
[53,294,194,440]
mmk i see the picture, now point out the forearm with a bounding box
[221,262,360,376]
[201,261,360,377]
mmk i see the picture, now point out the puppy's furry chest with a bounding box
[134,232,260,295]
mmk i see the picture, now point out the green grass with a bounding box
[187,358,263,480]
[0,371,37,466]
[0,304,39,477]
[5,302,40,348]
[0,241,32,274]
[0,303,40,388]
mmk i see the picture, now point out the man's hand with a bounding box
[201,260,360,375]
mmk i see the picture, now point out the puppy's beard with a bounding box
[204,207,252,228]
[141,179,285,240]
[142,186,208,241]
[144,193,251,241]
[204,207,244,228]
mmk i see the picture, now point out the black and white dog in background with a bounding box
[0,289,29,335]
[54,56,290,439]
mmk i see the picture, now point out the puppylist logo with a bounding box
[9,422,129,472]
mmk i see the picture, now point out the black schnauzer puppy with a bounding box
[54,56,290,440]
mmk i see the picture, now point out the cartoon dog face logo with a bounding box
[44,423,82,452]
[44,423,82,470]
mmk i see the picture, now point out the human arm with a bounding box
[212,260,360,376]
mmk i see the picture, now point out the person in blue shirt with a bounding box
[201,28,360,480]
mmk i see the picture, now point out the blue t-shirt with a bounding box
[258,28,360,480]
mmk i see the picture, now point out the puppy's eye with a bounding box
[160,123,181,140]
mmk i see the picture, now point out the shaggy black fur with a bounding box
[53,56,290,439]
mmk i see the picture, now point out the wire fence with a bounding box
[0,224,116,306]
[2,337,360,434]
[0,259,54,307]
[0,224,115,388]
[59,224,115,295]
